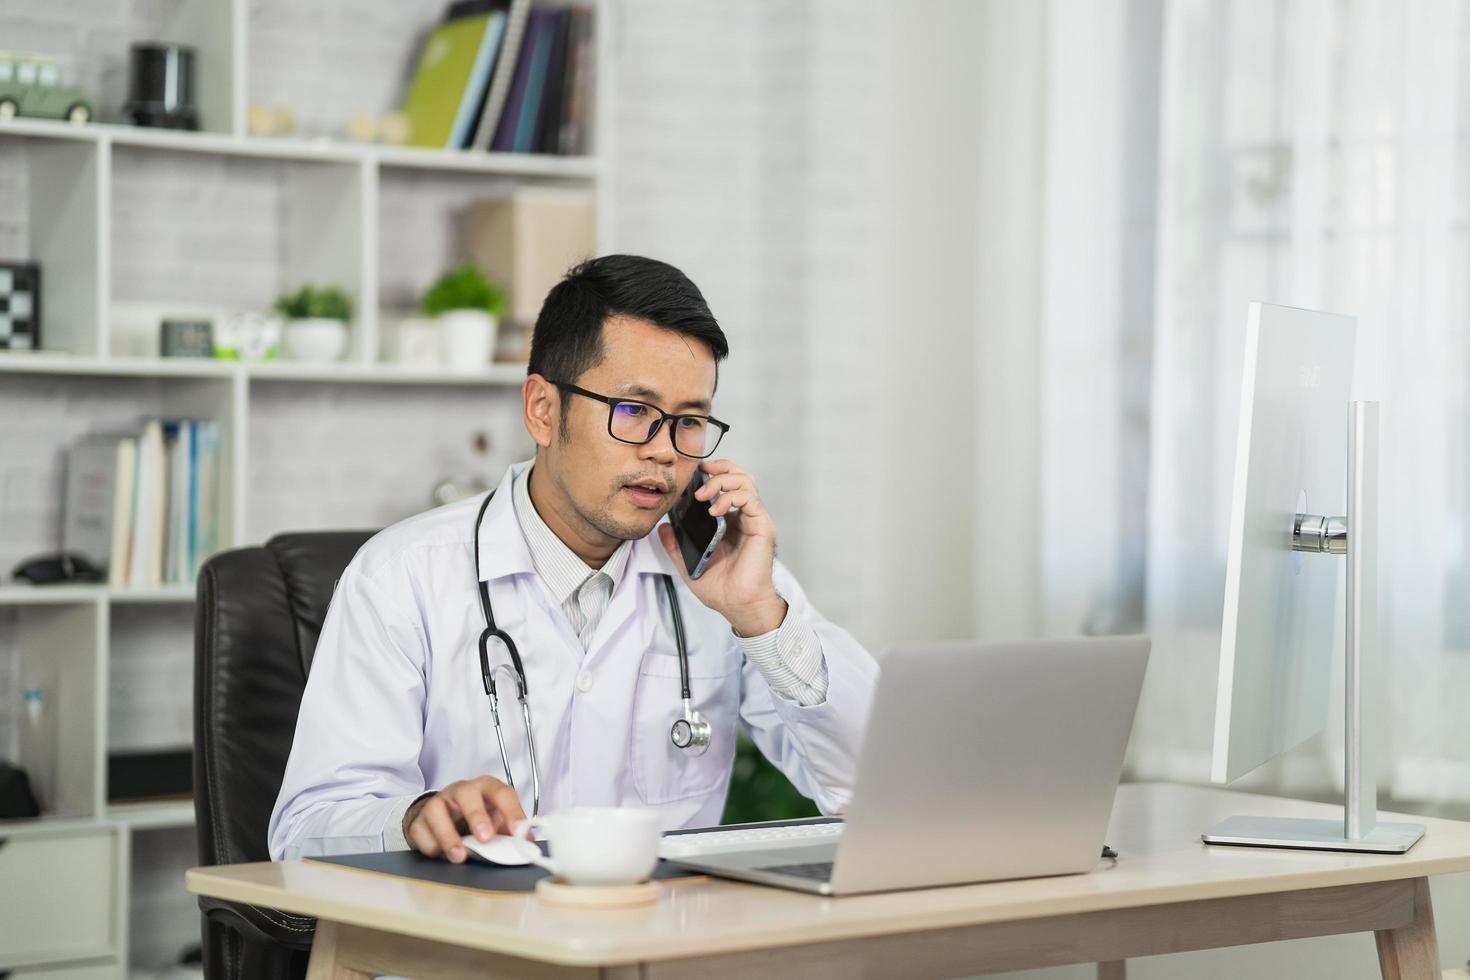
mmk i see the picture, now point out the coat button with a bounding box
[577,671,593,693]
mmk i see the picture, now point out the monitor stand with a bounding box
[1202,402,1425,854]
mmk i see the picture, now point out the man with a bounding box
[269,254,878,863]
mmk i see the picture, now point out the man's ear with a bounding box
[523,375,559,448]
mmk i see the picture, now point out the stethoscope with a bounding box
[472,489,712,816]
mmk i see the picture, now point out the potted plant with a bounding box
[273,285,353,363]
[422,263,507,372]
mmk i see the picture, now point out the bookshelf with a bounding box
[0,0,614,974]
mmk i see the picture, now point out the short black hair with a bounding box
[527,254,729,386]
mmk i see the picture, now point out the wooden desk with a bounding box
[186,784,1470,979]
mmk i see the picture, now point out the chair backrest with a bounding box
[193,531,373,979]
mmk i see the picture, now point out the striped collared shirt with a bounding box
[512,464,630,646]
[511,464,828,704]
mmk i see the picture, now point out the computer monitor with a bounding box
[1210,302,1353,785]
[1202,302,1423,853]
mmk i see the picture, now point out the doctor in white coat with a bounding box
[269,254,879,863]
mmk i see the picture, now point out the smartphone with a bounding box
[670,470,726,579]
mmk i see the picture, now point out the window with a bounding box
[16,62,37,85]
[37,64,58,87]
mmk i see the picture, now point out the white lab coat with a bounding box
[268,461,879,860]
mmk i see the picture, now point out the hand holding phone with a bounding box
[669,469,726,579]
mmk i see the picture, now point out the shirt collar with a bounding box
[511,462,632,605]
[476,460,682,585]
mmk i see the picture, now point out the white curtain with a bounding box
[1135,0,1470,805]
[609,0,1470,809]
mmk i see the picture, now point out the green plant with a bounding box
[273,285,353,322]
[422,262,508,318]
[720,733,821,825]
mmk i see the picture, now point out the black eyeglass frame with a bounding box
[552,382,731,459]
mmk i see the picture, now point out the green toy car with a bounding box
[0,53,93,124]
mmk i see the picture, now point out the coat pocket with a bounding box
[630,648,741,805]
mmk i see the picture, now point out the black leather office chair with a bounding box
[193,531,374,980]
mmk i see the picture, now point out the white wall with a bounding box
[609,0,892,647]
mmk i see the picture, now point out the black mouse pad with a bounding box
[308,846,702,894]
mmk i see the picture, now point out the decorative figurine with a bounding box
[213,310,279,362]
[341,110,411,146]
[0,52,92,124]
[159,317,214,358]
[0,261,41,350]
[247,104,297,139]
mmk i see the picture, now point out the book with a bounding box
[472,0,533,150]
[62,434,125,572]
[559,5,593,155]
[187,420,199,581]
[107,438,137,587]
[401,7,502,149]
[127,419,166,588]
[163,423,179,584]
[162,421,196,585]
[513,10,558,152]
[451,7,510,149]
[534,9,572,154]
[103,419,218,587]
[492,9,550,151]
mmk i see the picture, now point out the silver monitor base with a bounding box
[1202,815,1425,854]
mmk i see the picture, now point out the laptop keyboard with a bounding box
[755,861,835,882]
[659,821,844,860]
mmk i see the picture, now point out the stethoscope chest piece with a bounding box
[670,702,712,756]
[472,486,715,816]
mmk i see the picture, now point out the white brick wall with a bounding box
[0,143,28,256]
[111,148,287,310]
[107,602,195,755]
[611,0,886,645]
[247,380,531,540]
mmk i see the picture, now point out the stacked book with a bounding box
[401,0,595,154]
[63,420,223,589]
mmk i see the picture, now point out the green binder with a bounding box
[402,11,497,149]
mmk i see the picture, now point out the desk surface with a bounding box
[186,783,1470,968]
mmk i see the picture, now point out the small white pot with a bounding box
[391,316,440,368]
[281,317,348,363]
[438,309,498,373]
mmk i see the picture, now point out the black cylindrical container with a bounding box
[124,42,199,130]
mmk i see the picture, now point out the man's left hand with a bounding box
[657,459,787,636]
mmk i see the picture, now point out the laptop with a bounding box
[666,635,1151,895]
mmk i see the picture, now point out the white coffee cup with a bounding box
[513,806,662,886]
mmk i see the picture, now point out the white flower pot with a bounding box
[391,316,440,368]
[281,317,348,363]
[438,309,498,373]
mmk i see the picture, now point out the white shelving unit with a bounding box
[0,0,614,974]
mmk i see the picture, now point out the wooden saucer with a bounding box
[534,877,657,908]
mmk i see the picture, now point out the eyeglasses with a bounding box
[553,383,730,459]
